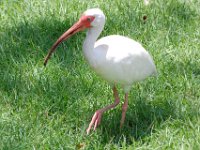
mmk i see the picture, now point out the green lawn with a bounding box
[0,0,200,149]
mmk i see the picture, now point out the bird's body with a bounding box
[44,8,157,134]
[83,35,156,91]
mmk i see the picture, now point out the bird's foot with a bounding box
[86,110,103,135]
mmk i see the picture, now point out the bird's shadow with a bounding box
[0,15,96,132]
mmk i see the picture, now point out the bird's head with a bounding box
[83,8,105,28]
[44,8,105,66]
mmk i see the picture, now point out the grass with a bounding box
[0,0,200,149]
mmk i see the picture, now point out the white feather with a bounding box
[82,9,157,92]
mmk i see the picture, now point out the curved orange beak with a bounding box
[43,19,86,66]
[44,15,95,66]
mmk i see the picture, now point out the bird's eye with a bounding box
[87,17,91,22]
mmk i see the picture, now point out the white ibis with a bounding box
[44,8,157,134]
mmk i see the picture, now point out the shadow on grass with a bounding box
[0,17,81,64]
[0,0,199,147]
[95,93,176,145]
[0,14,85,92]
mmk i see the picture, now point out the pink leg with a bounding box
[86,86,120,134]
[120,93,128,128]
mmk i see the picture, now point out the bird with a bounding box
[44,8,157,134]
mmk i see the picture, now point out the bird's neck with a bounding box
[83,26,104,60]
